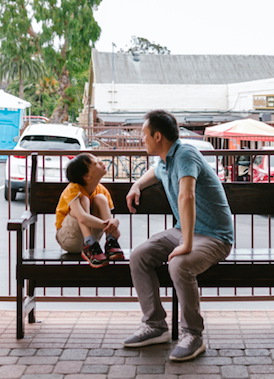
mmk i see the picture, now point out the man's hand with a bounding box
[103,218,120,238]
[126,185,141,214]
[168,244,191,262]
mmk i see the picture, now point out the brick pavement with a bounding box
[0,309,274,378]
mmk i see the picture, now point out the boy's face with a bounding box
[84,154,107,183]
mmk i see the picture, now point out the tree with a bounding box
[118,36,170,55]
[32,0,102,123]
[0,0,44,99]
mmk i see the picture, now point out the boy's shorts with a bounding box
[56,214,103,253]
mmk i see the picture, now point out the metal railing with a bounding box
[1,148,274,303]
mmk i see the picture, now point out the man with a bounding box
[123,110,234,361]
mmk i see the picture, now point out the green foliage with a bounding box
[0,0,102,120]
[7,74,59,117]
[119,36,171,55]
[0,0,44,98]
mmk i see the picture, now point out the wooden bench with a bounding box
[7,154,274,339]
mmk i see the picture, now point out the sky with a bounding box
[93,0,274,56]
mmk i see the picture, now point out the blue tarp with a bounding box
[0,108,21,161]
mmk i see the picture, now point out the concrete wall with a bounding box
[94,83,228,113]
[93,78,274,114]
[227,78,274,112]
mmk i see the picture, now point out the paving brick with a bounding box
[24,365,54,374]
[81,364,109,374]
[219,349,244,357]
[54,360,83,374]
[194,366,220,374]
[177,375,221,379]
[36,349,63,356]
[108,364,136,378]
[165,361,194,374]
[137,365,165,374]
[10,348,37,356]
[233,356,272,365]
[85,356,124,365]
[64,375,106,379]
[250,375,274,379]
[249,365,274,374]
[0,364,26,378]
[0,348,10,356]
[136,375,178,379]
[21,375,64,379]
[125,356,166,365]
[18,356,59,365]
[245,349,270,357]
[193,357,232,365]
[0,356,19,364]
[88,348,114,356]
[114,349,139,357]
[60,349,88,360]
[221,365,249,379]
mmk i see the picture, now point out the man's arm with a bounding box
[126,167,159,213]
[168,176,196,261]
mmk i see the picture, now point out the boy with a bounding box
[55,153,124,268]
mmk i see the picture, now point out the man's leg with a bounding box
[169,234,231,361]
[123,228,182,347]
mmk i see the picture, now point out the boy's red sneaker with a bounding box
[81,242,109,268]
[105,239,125,260]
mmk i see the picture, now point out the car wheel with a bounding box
[4,185,17,201]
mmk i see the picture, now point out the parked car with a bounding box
[5,123,97,201]
[252,146,274,182]
[228,146,274,182]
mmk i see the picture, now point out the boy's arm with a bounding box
[126,168,159,213]
[70,198,107,230]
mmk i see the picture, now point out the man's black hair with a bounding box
[144,110,179,142]
[66,153,92,185]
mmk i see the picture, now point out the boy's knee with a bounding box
[93,193,108,206]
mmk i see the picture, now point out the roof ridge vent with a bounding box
[132,51,140,62]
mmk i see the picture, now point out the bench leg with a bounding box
[172,287,179,340]
[27,280,36,324]
[17,278,24,339]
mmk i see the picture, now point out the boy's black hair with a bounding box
[66,153,92,185]
[145,110,179,142]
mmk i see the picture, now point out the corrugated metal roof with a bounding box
[93,50,274,85]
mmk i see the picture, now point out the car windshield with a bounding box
[19,135,81,150]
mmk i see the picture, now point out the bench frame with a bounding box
[7,153,274,339]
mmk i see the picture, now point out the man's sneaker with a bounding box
[123,323,171,347]
[105,239,125,260]
[81,242,109,268]
[169,332,206,361]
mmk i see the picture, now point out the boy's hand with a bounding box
[103,218,119,235]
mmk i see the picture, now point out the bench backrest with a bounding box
[30,154,274,216]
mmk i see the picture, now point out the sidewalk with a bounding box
[0,308,274,379]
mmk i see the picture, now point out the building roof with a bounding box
[93,49,274,85]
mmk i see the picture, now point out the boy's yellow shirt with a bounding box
[55,182,114,230]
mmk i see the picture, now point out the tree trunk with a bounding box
[50,66,71,123]
[19,66,24,99]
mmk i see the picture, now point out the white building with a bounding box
[81,50,274,125]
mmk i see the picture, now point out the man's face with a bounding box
[142,120,157,155]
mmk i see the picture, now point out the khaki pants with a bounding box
[56,214,103,253]
[129,228,231,335]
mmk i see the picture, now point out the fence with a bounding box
[1,148,274,303]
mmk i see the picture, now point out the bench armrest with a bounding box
[7,211,37,232]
